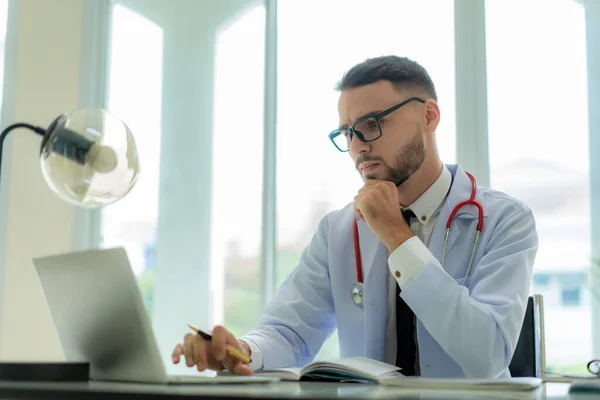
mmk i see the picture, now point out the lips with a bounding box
[360,162,379,171]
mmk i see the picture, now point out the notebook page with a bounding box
[304,357,402,380]
[256,367,304,381]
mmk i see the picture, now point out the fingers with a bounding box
[231,360,254,376]
[178,332,223,372]
[211,325,239,362]
[174,326,252,375]
[171,343,184,364]
[221,352,253,376]
[354,208,365,222]
[212,326,253,375]
[354,192,369,223]
[354,179,400,222]
[182,333,197,367]
[192,336,209,372]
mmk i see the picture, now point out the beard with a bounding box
[357,130,426,187]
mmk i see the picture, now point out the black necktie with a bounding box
[395,209,418,376]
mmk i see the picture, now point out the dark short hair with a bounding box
[335,55,438,101]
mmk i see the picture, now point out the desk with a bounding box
[0,381,584,400]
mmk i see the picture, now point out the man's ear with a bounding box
[424,99,440,134]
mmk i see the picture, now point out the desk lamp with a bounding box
[0,108,140,206]
[0,108,140,381]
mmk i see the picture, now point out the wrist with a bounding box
[384,231,415,253]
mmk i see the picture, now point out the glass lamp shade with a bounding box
[40,109,140,208]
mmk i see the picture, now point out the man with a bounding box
[172,56,538,378]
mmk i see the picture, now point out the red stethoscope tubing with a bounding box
[353,214,363,285]
[353,171,483,284]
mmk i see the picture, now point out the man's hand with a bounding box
[171,325,253,376]
[354,180,414,252]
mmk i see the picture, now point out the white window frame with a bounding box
[583,0,600,357]
[454,0,490,186]
[71,0,112,253]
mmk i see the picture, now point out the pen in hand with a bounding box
[188,324,252,364]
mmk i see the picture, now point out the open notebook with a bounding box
[255,357,403,383]
[254,357,542,391]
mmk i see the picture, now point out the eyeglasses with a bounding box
[328,97,425,152]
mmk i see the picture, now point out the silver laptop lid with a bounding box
[33,247,168,383]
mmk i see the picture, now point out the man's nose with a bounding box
[349,134,370,156]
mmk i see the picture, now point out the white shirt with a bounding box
[244,165,452,370]
[383,165,452,364]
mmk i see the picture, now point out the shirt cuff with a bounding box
[388,236,435,290]
[239,338,263,371]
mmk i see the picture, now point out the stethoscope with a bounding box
[351,172,484,306]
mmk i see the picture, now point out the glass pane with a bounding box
[214,5,265,337]
[102,4,164,319]
[276,0,456,360]
[486,0,590,374]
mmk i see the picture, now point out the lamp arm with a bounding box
[0,123,46,184]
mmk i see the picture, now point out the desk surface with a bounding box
[0,381,586,400]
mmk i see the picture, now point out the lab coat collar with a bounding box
[405,165,452,226]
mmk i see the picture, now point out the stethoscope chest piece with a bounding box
[351,282,364,306]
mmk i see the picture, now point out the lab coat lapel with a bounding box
[429,215,460,264]
[357,218,388,361]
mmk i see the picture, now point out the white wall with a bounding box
[0,0,86,361]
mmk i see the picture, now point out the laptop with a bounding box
[32,247,277,385]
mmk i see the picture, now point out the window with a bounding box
[101,1,265,373]
[213,5,266,337]
[276,0,456,360]
[486,0,590,373]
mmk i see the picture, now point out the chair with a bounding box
[508,294,546,377]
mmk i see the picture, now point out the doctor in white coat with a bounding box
[172,56,539,378]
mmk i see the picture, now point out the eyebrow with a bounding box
[339,109,385,129]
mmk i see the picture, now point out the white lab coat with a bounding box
[242,164,538,378]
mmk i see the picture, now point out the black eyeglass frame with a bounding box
[328,97,426,152]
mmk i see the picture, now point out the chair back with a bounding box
[509,294,545,377]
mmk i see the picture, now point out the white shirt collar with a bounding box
[404,165,452,225]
